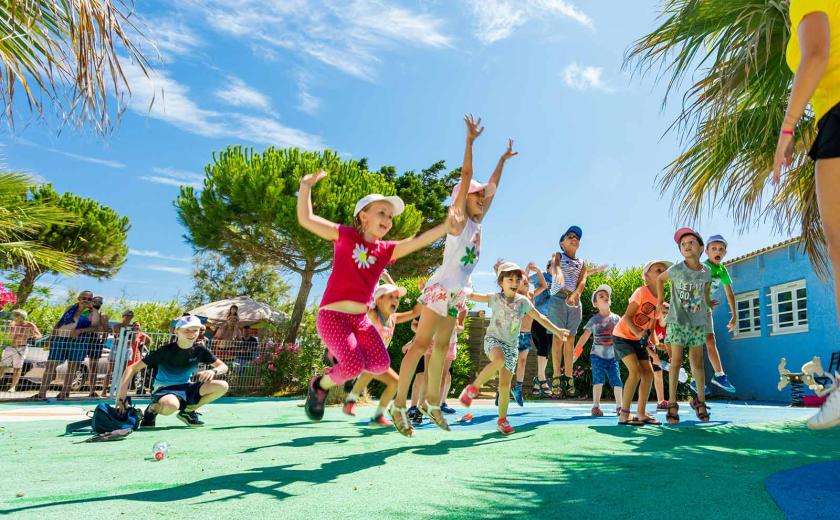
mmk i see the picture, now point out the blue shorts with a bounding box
[518,332,534,352]
[47,336,87,363]
[591,355,622,388]
[547,294,583,334]
[151,383,204,411]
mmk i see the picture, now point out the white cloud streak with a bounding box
[120,61,324,150]
[561,62,611,92]
[214,76,274,114]
[467,0,592,44]
[143,264,193,275]
[46,148,126,169]
[129,249,193,262]
[297,72,320,115]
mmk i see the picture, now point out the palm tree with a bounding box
[625,0,828,273]
[0,0,151,133]
[0,171,77,278]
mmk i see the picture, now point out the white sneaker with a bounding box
[807,372,840,430]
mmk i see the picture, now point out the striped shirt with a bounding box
[558,253,583,292]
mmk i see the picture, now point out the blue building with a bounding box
[712,238,839,402]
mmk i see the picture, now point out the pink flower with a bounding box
[268,363,275,371]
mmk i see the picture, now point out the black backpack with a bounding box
[65,398,143,439]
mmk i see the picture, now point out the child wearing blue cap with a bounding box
[547,226,606,398]
[702,235,737,394]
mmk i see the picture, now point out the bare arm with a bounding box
[453,115,483,215]
[532,264,547,297]
[297,171,339,241]
[573,329,592,361]
[394,307,421,324]
[773,11,831,182]
[115,361,146,411]
[468,292,491,303]
[380,269,396,285]
[655,271,670,311]
[621,301,646,338]
[724,284,737,331]
[479,139,518,220]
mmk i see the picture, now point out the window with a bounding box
[769,280,808,335]
[733,290,761,338]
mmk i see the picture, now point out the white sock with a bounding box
[715,371,725,377]
[375,405,386,417]
[346,392,359,402]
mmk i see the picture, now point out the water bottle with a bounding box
[152,441,169,461]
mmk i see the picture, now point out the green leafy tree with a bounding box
[0,172,77,279]
[183,252,291,309]
[175,146,422,344]
[625,1,825,271]
[11,184,129,306]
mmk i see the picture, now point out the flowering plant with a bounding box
[0,283,16,308]
[256,341,302,393]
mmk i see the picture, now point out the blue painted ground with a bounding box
[766,461,840,520]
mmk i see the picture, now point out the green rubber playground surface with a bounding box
[2,398,838,519]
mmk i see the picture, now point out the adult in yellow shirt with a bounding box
[774,0,840,431]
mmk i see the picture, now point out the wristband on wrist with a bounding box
[781,129,794,136]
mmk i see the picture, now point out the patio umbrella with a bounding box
[187,296,288,327]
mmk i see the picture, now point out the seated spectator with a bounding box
[86,295,110,398]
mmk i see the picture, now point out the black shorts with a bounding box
[809,102,840,160]
[416,356,425,374]
[151,383,203,411]
[84,336,104,359]
[612,335,650,362]
[531,320,551,357]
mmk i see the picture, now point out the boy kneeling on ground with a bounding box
[115,316,229,427]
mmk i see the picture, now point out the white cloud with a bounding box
[561,62,611,92]
[214,76,274,114]
[138,16,203,63]
[22,170,47,185]
[129,249,193,262]
[120,61,324,149]
[186,0,451,80]
[151,166,204,182]
[466,0,592,44]
[46,148,126,169]
[297,73,320,115]
[144,264,193,275]
[139,175,203,189]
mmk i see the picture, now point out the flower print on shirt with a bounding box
[459,230,481,267]
[352,243,377,269]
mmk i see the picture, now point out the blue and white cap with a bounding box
[706,234,728,247]
[174,315,203,330]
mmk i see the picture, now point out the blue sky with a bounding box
[1,0,791,306]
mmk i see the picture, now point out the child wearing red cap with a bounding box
[391,114,518,436]
[656,228,715,424]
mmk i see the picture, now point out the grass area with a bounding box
[2,399,838,519]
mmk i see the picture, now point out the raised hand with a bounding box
[446,205,466,235]
[587,263,609,274]
[300,170,328,188]
[464,113,484,141]
[527,261,538,272]
[501,138,518,161]
[771,132,794,185]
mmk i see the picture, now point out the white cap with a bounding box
[373,284,407,301]
[451,179,497,201]
[591,284,612,305]
[642,260,673,279]
[174,315,203,330]
[353,194,405,217]
[495,261,524,276]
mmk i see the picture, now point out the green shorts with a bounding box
[665,322,707,349]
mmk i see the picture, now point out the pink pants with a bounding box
[316,310,391,385]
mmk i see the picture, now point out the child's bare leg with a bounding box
[10,368,22,391]
[348,373,374,401]
[515,350,529,383]
[689,347,706,398]
[372,369,398,415]
[705,333,724,374]
[411,373,424,408]
[439,358,453,405]
[424,318,457,408]
[394,307,442,408]
[620,355,640,419]
[653,369,665,403]
[551,334,563,378]
[636,360,654,419]
[668,345,684,401]
[498,368,513,419]
[537,355,548,381]
[473,349,505,388]
[563,336,575,378]
[613,386,624,410]
[592,383,603,407]
[185,380,229,412]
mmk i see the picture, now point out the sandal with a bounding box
[666,401,680,424]
[550,377,563,399]
[419,402,451,431]
[638,416,661,425]
[617,407,643,426]
[531,377,542,397]
[690,399,711,422]
[591,405,604,417]
[388,404,414,437]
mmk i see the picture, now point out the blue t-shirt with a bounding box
[531,272,552,315]
[142,341,217,391]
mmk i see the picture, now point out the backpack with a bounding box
[65,398,143,439]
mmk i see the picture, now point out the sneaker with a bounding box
[176,410,204,427]
[411,410,424,426]
[140,405,157,428]
[497,417,515,435]
[711,374,737,394]
[512,382,525,407]
[656,400,669,411]
[343,399,357,416]
[407,405,419,421]
[808,373,840,430]
[591,405,603,417]
[304,376,328,421]
[688,380,711,397]
[440,402,456,414]
[459,384,479,408]
[343,379,355,393]
[370,413,393,427]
